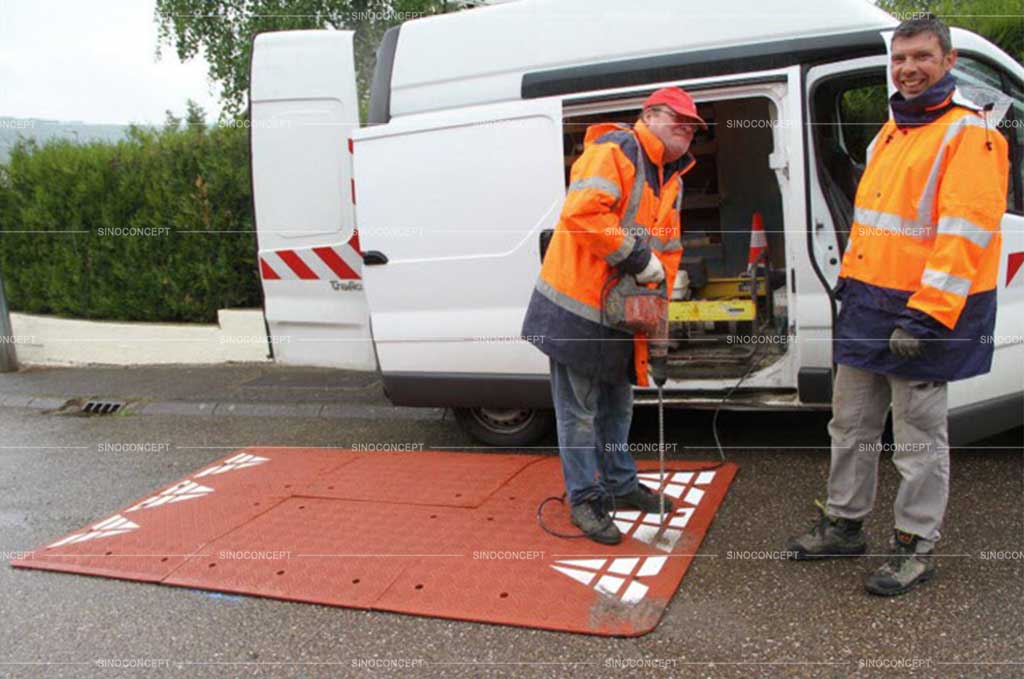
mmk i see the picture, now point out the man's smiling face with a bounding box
[890,31,957,100]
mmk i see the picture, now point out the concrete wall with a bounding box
[8,309,272,366]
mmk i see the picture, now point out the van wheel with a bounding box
[453,407,554,448]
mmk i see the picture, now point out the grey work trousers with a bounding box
[825,364,949,552]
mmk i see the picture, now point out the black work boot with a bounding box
[865,530,935,596]
[785,502,867,560]
[570,497,622,545]
[614,484,674,515]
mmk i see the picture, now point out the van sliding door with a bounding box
[353,99,563,404]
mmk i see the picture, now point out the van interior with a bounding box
[810,70,889,252]
[563,96,788,379]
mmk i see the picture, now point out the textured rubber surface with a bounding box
[11,448,737,636]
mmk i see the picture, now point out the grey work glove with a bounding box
[889,327,922,358]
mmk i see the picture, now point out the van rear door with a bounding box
[352,99,563,405]
[250,30,375,370]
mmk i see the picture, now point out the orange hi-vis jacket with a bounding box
[833,98,1009,381]
[521,119,695,386]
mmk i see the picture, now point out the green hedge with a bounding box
[0,121,260,323]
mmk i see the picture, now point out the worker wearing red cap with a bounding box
[522,87,705,544]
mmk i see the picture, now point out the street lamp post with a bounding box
[0,262,18,372]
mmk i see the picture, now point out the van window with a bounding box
[813,70,888,247]
[954,56,1003,91]
[953,56,1020,213]
[1005,82,1024,214]
[838,83,888,165]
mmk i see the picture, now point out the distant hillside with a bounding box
[0,118,144,164]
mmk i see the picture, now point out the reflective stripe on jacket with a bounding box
[834,102,1009,381]
[521,120,694,386]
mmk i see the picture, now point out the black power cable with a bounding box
[706,340,767,470]
[536,493,617,539]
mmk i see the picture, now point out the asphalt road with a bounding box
[0,404,1020,678]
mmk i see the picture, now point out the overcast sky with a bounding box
[0,0,222,124]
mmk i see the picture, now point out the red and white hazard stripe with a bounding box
[1007,251,1024,288]
[259,232,363,281]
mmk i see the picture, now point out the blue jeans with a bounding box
[550,358,639,506]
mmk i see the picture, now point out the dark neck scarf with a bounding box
[890,73,956,128]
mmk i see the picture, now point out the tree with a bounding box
[185,98,208,133]
[878,0,1023,64]
[154,0,463,119]
[163,109,182,131]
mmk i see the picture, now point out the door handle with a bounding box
[362,250,388,265]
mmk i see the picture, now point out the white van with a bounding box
[249,0,1024,446]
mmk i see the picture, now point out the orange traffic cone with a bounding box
[747,211,767,270]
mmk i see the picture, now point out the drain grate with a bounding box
[81,400,125,415]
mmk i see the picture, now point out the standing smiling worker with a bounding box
[522,88,704,545]
[786,15,1009,595]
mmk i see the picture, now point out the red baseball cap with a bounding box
[643,87,707,130]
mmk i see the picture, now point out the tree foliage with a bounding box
[154,0,460,118]
[878,0,1023,64]
[838,0,1023,159]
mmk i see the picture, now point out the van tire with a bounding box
[453,407,554,447]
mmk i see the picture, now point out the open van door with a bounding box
[803,53,890,402]
[250,30,375,370]
[352,98,564,407]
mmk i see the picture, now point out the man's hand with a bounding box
[635,254,665,284]
[889,327,922,358]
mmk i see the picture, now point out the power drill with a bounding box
[604,275,670,385]
[604,273,672,523]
